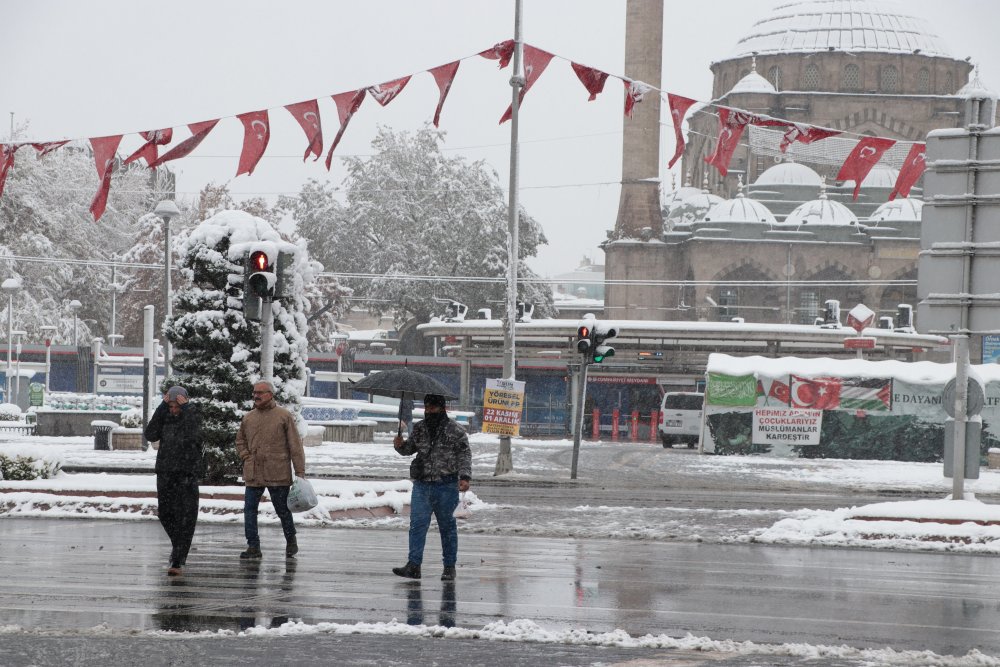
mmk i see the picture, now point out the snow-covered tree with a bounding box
[164,210,311,483]
[290,126,552,346]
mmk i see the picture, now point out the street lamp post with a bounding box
[154,200,181,380]
[40,325,56,393]
[68,299,82,348]
[1,278,21,403]
[12,330,25,401]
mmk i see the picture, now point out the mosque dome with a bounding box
[781,185,859,226]
[870,197,923,223]
[729,69,777,94]
[958,72,999,100]
[705,184,777,224]
[730,0,955,59]
[754,161,823,187]
[858,164,899,188]
[667,178,725,226]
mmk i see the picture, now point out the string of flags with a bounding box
[0,39,927,222]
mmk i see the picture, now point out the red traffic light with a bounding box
[577,325,591,339]
[250,250,269,272]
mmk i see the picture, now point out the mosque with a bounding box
[603,0,992,326]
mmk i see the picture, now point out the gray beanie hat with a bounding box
[166,386,189,401]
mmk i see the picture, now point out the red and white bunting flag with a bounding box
[89,135,123,221]
[149,120,220,169]
[500,45,554,123]
[429,61,460,127]
[666,94,697,168]
[123,128,173,167]
[368,76,411,107]
[757,376,791,406]
[890,143,927,201]
[704,108,751,177]
[479,40,514,68]
[30,140,69,157]
[325,89,366,170]
[570,62,609,101]
[836,136,897,199]
[790,375,841,410]
[236,110,270,177]
[285,100,323,161]
[779,124,840,153]
[0,143,20,198]
[623,79,653,118]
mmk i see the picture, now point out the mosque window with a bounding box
[803,64,820,90]
[798,291,819,324]
[843,64,861,91]
[916,68,930,94]
[880,66,899,93]
[767,65,782,90]
[718,288,739,321]
[944,71,954,93]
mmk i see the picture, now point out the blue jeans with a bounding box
[408,475,459,567]
[244,485,295,548]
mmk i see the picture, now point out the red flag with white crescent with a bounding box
[0,143,19,198]
[571,62,609,101]
[890,143,926,200]
[836,136,897,199]
[285,100,323,161]
[704,108,751,177]
[368,76,412,107]
[790,375,841,410]
[236,110,270,177]
[89,134,123,221]
[123,128,173,167]
[667,94,697,168]
[325,89,366,170]
[623,79,653,118]
[429,61,460,127]
[779,124,841,153]
[150,120,220,168]
[500,45,554,124]
[30,140,69,157]
[479,40,514,68]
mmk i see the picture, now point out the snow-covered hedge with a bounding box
[0,403,22,422]
[0,453,61,480]
[119,408,143,429]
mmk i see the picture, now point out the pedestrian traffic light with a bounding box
[591,324,619,364]
[576,324,593,355]
[243,245,277,321]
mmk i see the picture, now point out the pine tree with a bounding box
[164,210,310,483]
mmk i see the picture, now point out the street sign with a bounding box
[843,337,876,350]
[846,303,876,333]
[29,382,43,407]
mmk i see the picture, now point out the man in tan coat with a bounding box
[236,380,306,559]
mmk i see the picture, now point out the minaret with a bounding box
[613,0,663,239]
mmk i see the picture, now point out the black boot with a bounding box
[240,546,262,560]
[286,537,298,557]
[392,562,421,579]
[441,566,456,581]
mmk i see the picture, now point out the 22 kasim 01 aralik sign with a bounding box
[481,378,525,437]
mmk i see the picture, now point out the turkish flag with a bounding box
[89,134,123,221]
[368,76,412,107]
[325,89,366,170]
[704,108,751,177]
[285,99,323,161]
[623,79,653,118]
[236,110,270,177]
[0,143,20,198]
[429,61,460,127]
[150,120,220,169]
[571,62,609,101]
[667,94,697,168]
[890,143,926,200]
[479,40,514,68]
[500,45,554,124]
[779,124,840,153]
[836,136,897,199]
[30,140,69,157]
[123,128,173,167]
[790,376,841,410]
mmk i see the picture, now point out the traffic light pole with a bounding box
[260,297,274,383]
[570,360,589,480]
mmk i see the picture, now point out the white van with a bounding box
[658,392,704,448]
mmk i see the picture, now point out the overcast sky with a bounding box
[3,1,998,276]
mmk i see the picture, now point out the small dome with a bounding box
[857,164,899,188]
[705,184,777,224]
[958,71,998,100]
[754,162,823,186]
[781,186,859,226]
[729,70,776,94]
[870,197,924,222]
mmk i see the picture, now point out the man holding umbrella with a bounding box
[392,393,472,581]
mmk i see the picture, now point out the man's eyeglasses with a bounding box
[252,391,271,397]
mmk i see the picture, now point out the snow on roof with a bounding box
[870,197,923,222]
[754,161,823,187]
[958,71,999,99]
[706,353,965,385]
[704,188,777,224]
[859,164,899,188]
[780,188,859,226]
[729,70,776,94]
[730,0,955,59]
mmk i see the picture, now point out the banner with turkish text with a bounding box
[481,378,525,437]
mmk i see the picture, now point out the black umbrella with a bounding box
[350,368,457,436]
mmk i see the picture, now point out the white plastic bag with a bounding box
[286,476,318,513]
[453,491,471,519]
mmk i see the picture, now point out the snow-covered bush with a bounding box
[119,409,143,429]
[0,403,22,422]
[0,453,61,480]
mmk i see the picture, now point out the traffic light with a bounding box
[576,324,593,355]
[591,323,619,364]
[243,246,277,320]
